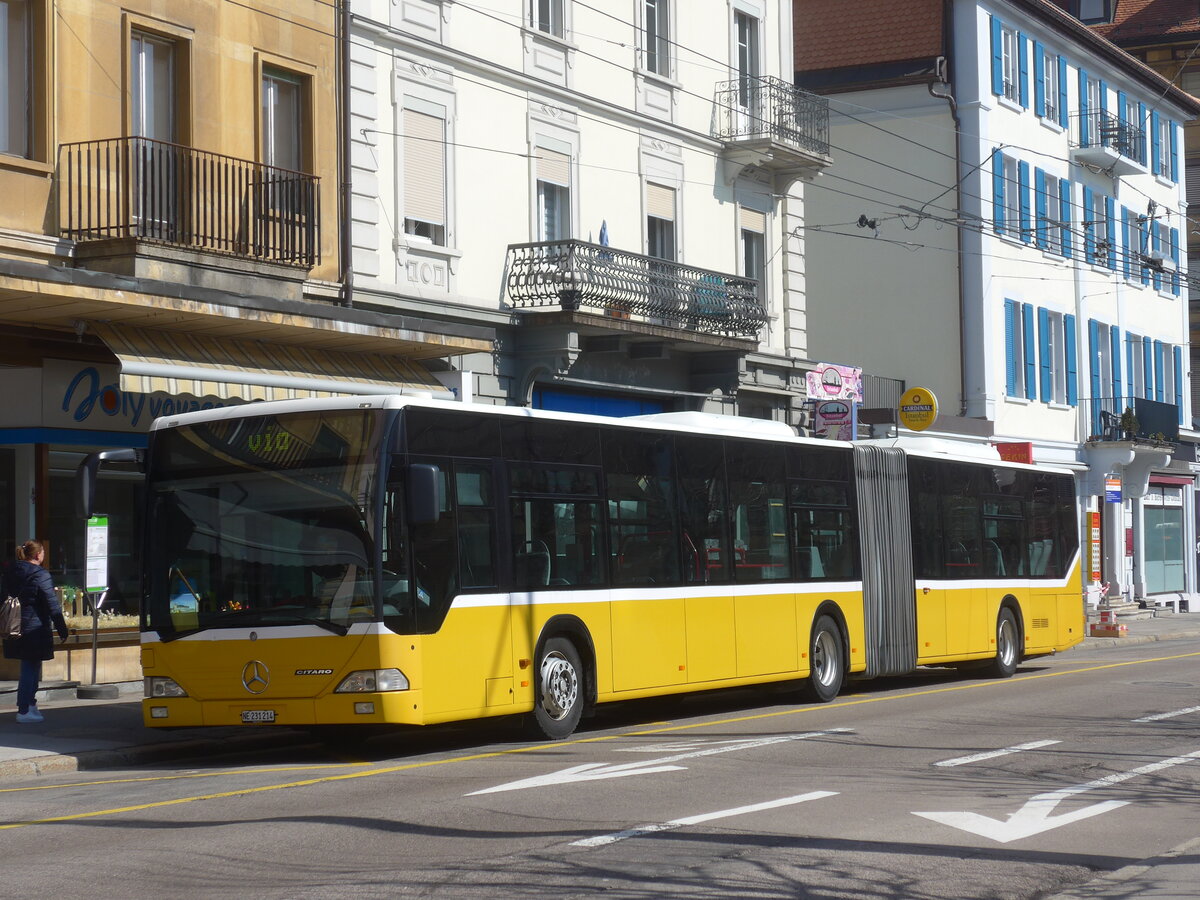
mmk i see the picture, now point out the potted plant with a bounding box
[1119,406,1139,440]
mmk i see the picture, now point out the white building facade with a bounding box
[349,0,830,422]
[797,0,1200,608]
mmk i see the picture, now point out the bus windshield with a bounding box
[144,409,388,637]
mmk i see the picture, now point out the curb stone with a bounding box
[1046,835,1200,899]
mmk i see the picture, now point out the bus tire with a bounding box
[806,615,844,703]
[530,637,584,740]
[986,608,1020,679]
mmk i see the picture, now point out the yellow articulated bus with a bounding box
[80,397,1083,739]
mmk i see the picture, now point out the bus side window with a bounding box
[410,464,458,631]
[604,430,679,586]
[725,439,789,583]
[456,465,496,589]
[676,437,729,583]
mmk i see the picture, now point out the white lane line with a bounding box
[571,791,838,848]
[1134,705,1200,723]
[934,740,1061,768]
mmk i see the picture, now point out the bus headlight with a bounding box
[335,668,409,693]
[145,676,188,698]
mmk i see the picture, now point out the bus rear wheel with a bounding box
[530,637,584,740]
[806,615,844,702]
[986,608,1020,678]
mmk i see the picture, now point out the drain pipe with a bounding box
[338,0,354,308]
[929,3,966,416]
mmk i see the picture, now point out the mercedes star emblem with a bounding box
[241,660,270,694]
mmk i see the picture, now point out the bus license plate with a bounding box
[241,710,275,724]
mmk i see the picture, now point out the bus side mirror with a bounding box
[407,463,441,526]
[78,448,143,518]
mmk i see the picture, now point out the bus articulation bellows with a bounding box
[80,397,1084,739]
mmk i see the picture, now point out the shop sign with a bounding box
[44,359,237,432]
[814,400,854,440]
[994,441,1034,464]
[1104,475,1122,503]
[898,387,938,432]
[804,363,863,402]
[1088,511,1101,582]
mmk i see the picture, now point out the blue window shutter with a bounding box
[1138,102,1147,163]
[1143,335,1153,398]
[1152,226,1162,292]
[1174,346,1184,423]
[1170,121,1179,181]
[1117,90,1127,134]
[1058,57,1068,127]
[1060,178,1072,258]
[1110,325,1122,408]
[1171,227,1180,295]
[1018,161,1031,242]
[1141,217,1151,286]
[1065,313,1078,406]
[1099,80,1108,118]
[1105,196,1116,269]
[991,16,1003,97]
[1018,33,1029,107]
[1034,42,1045,116]
[1035,169,1048,249]
[1023,304,1036,400]
[1082,185,1094,262]
[1126,334,1134,398]
[1154,340,1164,401]
[993,150,1006,234]
[1121,208,1132,278]
[1151,109,1161,173]
[1004,299,1017,395]
[1038,307,1051,401]
[1079,69,1090,145]
[1088,320,1102,407]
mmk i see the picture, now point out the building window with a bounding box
[1074,0,1113,24]
[131,30,177,141]
[532,0,564,38]
[734,10,760,108]
[1084,188,1113,268]
[262,67,303,173]
[646,182,676,260]
[1040,309,1070,405]
[1004,299,1036,400]
[643,0,670,77]
[1126,333,1147,400]
[1037,171,1063,254]
[535,146,570,241]
[740,206,765,298]
[993,153,1023,239]
[0,0,31,157]
[1157,114,1172,179]
[1000,25,1019,102]
[403,105,447,246]
[1041,48,1059,121]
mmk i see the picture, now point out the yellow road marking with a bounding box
[0,763,371,794]
[4,649,1198,830]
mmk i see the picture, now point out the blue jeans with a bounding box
[17,658,41,714]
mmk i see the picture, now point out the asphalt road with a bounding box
[3,638,1199,899]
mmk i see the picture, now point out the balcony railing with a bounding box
[505,240,767,338]
[714,75,830,160]
[1083,396,1179,443]
[59,137,320,267]
[1070,111,1144,163]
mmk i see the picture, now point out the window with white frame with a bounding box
[1042,48,1059,121]
[1093,321,1113,402]
[1003,155,1020,235]
[131,30,177,142]
[735,10,760,108]
[646,182,676,260]
[403,104,447,245]
[1076,0,1113,24]
[1163,346,1177,405]
[1045,310,1067,404]
[1086,190,1111,266]
[536,145,570,241]
[0,0,31,157]
[740,206,766,299]
[262,67,304,173]
[1128,333,1146,398]
[1157,114,1171,178]
[1044,176,1062,254]
[643,0,670,78]
[532,0,564,38]
[1000,25,1019,102]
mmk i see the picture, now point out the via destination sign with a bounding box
[899,387,939,432]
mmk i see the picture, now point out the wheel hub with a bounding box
[539,652,578,720]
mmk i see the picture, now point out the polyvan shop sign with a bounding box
[46,360,237,432]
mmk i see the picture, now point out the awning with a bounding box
[92,323,450,402]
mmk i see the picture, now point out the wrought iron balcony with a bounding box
[1069,111,1144,177]
[1083,396,1179,444]
[505,240,767,338]
[714,75,831,177]
[59,137,320,267]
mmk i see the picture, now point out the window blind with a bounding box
[404,107,445,225]
[536,147,570,187]
[646,183,676,220]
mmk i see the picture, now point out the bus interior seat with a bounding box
[984,540,1006,576]
[514,541,551,587]
[796,545,824,578]
[619,536,659,583]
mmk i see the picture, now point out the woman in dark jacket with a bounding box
[2,540,68,724]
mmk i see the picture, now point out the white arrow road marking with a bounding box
[467,728,853,796]
[1134,705,1200,723]
[915,749,1200,843]
[571,791,839,848]
[934,740,1061,768]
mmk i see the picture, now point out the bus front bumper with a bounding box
[142,691,425,728]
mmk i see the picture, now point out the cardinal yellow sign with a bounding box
[898,387,938,431]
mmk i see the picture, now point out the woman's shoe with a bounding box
[16,709,45,724]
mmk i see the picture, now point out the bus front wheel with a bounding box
[530,637,584,740]
[806,615,844,702]
[986,608,1020,678]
